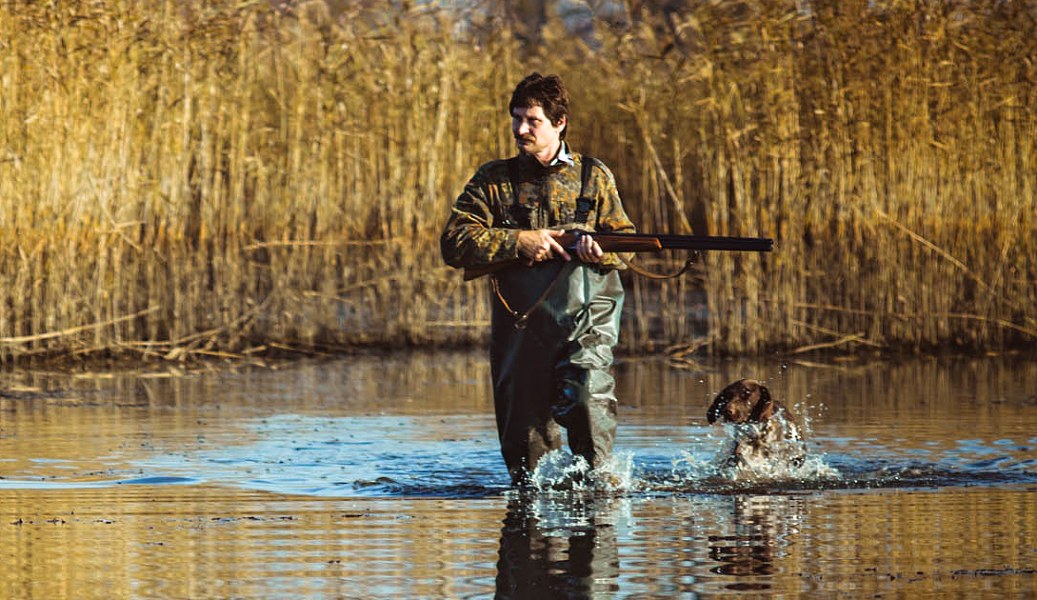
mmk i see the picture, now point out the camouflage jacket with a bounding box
[440,150,636,271]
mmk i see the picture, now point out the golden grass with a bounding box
[0,0,1034,361]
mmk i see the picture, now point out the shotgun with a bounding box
[462,231,774,281]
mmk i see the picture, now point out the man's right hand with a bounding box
[516,229,572,266]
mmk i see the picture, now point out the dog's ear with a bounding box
[747,385,775,422]
[707,391,728,424]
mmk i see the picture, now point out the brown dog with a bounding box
[707,379,805,470]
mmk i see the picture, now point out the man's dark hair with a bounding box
[509,72,569,139]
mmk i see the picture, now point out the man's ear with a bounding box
[748,385,775,422]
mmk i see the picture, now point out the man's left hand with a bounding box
[575,233,604,264]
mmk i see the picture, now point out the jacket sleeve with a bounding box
[440,163,520,269]
[590,162,637,270]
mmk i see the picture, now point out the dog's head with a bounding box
[707,379,775,424]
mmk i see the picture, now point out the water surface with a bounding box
[1,352,1036,597]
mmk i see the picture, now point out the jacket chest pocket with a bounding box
[505,183,547,229]
[506,203,536,228]
[554,201,575,226]
[554,196,596,227]
[575,195,597,226]
[494,190,537,229]
[492,182,531,229]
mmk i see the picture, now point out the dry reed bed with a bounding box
[0,0,1033,362]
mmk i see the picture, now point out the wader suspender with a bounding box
[491,156,598,329]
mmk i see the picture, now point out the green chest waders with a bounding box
[489,157,624,484]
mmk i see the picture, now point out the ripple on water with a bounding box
[3,408,1037,497]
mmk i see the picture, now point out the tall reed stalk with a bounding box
[0,0,1033,362]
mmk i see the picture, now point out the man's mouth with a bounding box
[516,137,534,145]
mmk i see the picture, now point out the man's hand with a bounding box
[574,231,604,264]
[516,229,604,265]
[516,229,571,265]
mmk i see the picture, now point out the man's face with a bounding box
[511,105,566,161]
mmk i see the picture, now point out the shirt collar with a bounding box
[548,142,575,167]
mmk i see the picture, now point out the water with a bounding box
[1,352,1036,597]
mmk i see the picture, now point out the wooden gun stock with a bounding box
[462,231,773,281]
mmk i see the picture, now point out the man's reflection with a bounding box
[496,494,623,599]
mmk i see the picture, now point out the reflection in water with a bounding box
[497,494,624,599]
[494,490,802,598]
[707,495,803,590]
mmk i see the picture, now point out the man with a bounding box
[441,73,635,485]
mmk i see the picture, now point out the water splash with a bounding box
[528,450,635,494]
[715,448,842,483]
[667,418,841,488]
